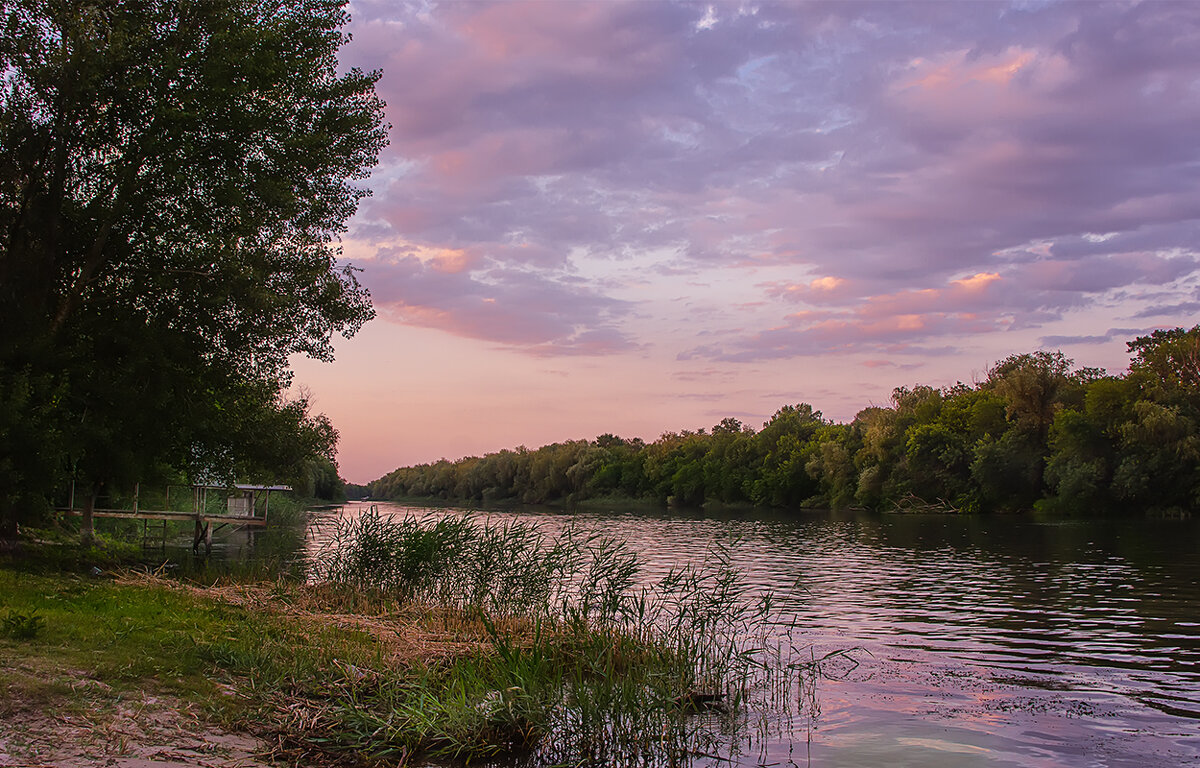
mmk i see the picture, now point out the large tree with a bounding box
[0,0,387,530]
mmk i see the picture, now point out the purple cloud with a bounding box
[364,253,637,355]
[338,0,1200,358]
[1039,328,1146,347]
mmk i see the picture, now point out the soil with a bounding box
[0,672,275,768]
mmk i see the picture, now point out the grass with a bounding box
[0,568,394,762]
[1,607,47,639]
[304,508,804,765]
[1,508,810,766]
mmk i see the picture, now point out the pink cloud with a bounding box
[686,255,1174,361]
[362,254,637,355]
[763,275,857,305]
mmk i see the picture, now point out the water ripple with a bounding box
[326,503,1200,767]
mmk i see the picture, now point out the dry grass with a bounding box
[114,570,537,667]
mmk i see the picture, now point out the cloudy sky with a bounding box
[293,0,1200,482]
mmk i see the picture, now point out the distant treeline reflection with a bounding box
[371,327,1200,515]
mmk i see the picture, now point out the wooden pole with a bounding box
[82,492,95,546]
[192,486,200,553]
[133,482,139,514]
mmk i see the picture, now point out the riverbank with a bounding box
[1,512,778,767]
[364,492,668,513]
[358,493,805,517]
[2,567,659,765]
[1,667,270,768]
[0,567,636,765]
[0,568,363,765]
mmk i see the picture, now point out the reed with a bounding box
[299,508,807,765]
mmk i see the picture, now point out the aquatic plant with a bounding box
[305,507,808,764]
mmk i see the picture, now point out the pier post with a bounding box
[82,492,96,546]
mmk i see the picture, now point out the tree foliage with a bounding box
[0,0,386,527]
[372,329,1200,517]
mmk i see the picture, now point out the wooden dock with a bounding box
[59,482,288,553]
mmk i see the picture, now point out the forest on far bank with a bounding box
[370,327,1200,516]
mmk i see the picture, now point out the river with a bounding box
[228,501,1200,767]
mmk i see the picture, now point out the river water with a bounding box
[235,501,1200,767]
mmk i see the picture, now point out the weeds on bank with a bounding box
[299,508,804,765]
[1,608,46,639]
[1,509,810,766]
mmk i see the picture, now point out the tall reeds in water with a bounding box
[305,508,808,766]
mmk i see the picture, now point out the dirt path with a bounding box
[0,673,275,768]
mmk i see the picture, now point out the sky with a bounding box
[290,0,1200,483]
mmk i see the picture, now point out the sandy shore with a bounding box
[0,675,273,768]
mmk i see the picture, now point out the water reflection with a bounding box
[305,503,1199,768]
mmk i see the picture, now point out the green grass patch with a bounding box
[0,571,379,720]
[1,510,805,766]
[1,608,46,639]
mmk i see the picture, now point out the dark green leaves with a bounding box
[0,0,385,523]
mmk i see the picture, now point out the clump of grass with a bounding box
[1,608,46,640]
[301,508,803,765]
[311,511,579,616]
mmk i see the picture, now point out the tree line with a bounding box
[371,328,1200,515]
